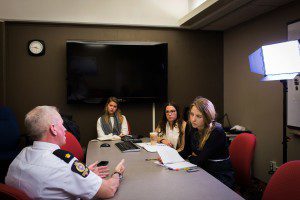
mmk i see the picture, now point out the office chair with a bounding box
[61,131,84,162]
[127,120,131,135]
[0,106,21,161]
[229,133,256,188]
[262,160,300,200]
[0,183,31,200]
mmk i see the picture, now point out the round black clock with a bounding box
[28,40,45,56]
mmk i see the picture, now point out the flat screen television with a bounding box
[66,41,168,104]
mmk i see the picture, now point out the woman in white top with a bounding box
[156,102,186,151]
[97,97,129,138]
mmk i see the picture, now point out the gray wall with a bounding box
[224,1,300,182]
[4,23,223,146]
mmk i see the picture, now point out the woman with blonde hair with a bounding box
[156,102,186,151]
[180,97,235,189]
[97,97,129,138]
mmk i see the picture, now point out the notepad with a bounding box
[136,143,166,152]
[97,134,121,141]
[156,146,197,170]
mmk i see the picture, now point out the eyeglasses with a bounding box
[166,110,177,114]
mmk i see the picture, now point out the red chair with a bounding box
[127,120,131,135]
[262,160,300,200]
[0,183,31,200]
[229,133,256,188]
[61,131,84,162]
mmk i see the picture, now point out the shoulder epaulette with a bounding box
[53,149,74,163]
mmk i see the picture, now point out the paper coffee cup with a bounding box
[149,132,158,145]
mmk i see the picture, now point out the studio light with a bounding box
[249,40,300,81]
[249,39,300,163]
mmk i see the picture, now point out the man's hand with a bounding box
[88,161,110,178]
[115,159,125,174]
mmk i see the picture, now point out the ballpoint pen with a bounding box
[186,168,199,173]
[166,167,179,171]
[145,158,158,161]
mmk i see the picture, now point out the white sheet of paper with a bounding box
[97,134,121,141]
[156,145,185,164]
[164,162,197,170]
[136,143,166,152]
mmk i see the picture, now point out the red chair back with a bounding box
[0,183,31,200]
[229,133,256,187]
[262,160,300,200]
[61,131,84,162]
[127,120,131,135]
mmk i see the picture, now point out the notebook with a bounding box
[156,146,197,170]
[136,143,166,152]
[97,134,121,141]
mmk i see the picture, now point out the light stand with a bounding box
[249,40,300,165]
[280,80,288,163]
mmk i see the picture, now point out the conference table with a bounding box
[86,140,244,200]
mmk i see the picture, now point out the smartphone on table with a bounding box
[97,161,109,167]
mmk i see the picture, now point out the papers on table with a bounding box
[156,145,197,170]
[97,134,121,141]
[164,162,197,170]
[157,145,185,164]
[136,143,166,152]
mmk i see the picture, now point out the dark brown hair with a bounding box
[157,102,184,146]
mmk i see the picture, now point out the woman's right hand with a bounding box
[157,156,162,163]
[161,139,173,148]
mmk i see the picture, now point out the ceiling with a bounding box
[179,0,296,30]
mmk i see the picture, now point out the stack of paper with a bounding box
[136,143,166,152]
[97,134,121,141]
[156,146,197,170]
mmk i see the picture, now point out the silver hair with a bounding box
[25,106,60,140]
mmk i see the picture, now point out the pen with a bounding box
[186,168,199,173]
[166,167,179,171]
[145,158,158,161]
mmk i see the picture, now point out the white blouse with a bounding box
[161,122,180,149]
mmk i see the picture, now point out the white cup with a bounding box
[149,132,158,145]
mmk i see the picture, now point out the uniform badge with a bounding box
[72,160,90,178]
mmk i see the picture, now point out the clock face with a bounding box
[28,40,45,56]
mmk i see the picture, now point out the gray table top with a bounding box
[86,140,243,200]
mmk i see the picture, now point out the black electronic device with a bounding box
[121,135,142,143]
[97,161,109,166]
[130,139,143,143]
[66,41,168,104]
[121,135,132,141]
[115,141,141,152]
[100,143,110,148]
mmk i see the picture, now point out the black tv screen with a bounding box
[66,41,168,104]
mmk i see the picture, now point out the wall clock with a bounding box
[28,40,45,56]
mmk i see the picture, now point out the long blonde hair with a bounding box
[190,97,216,149]
[103,97,123,124]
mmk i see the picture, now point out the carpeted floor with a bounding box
[239,178,267,200]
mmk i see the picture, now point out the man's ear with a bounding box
[50,124,57,136]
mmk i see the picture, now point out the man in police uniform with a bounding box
[5,106,125,199]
